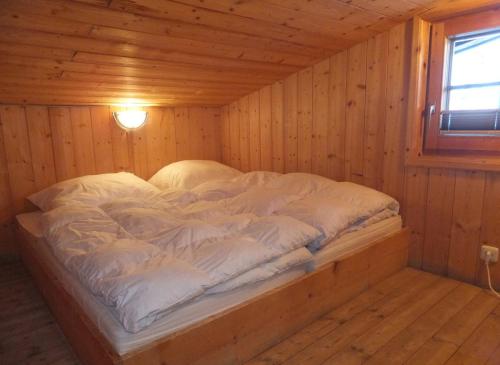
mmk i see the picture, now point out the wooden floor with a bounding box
[0,261,80,365]
[1,263,499,365]
[245,267,500,365]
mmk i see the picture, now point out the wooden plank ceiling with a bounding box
[0,0,496,106]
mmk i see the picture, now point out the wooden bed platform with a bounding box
[16,223,409,365]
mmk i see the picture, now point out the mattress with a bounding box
[313,215,403,267]
[16,211,402,355]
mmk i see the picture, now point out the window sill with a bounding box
[405,152,500,172]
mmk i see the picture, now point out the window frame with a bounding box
[405,11,500,173]
[424,10,500,153]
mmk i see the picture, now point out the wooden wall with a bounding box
[220,21,500,290]
[0,104,221,254]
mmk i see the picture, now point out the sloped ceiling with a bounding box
[0,0,497,106]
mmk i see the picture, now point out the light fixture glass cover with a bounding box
[113,110,148,130]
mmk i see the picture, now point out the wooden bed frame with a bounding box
[16,222,409,365]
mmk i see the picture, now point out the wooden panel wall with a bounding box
[0,104,221,254]
[221,21,500,290]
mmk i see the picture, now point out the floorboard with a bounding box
[246,267,500,365]
[0,262,498,365]
[0,261,80,365]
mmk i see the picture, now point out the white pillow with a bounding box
[192,171,281,201]
[148,160,241,190]
[28,172,159,211]
[265,172,334,197]
[225,187,300,216]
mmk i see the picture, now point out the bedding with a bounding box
[17,211,401,355]
[277,181,399,248]
[313,215,402,267]
[28,172,160,211]
[148,160,242,190]
[192,170,281,201]
[38,169,399,334]
[206,247,313,294]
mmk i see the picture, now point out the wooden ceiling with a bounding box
[0,0,497,106]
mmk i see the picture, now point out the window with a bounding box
[443,30,500,130]
[424,11,500,153]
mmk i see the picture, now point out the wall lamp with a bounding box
[113,110,148,130]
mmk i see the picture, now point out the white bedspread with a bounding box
[40,171,398,333]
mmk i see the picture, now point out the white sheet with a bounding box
[313,215,402,267]
[17,211,402,355]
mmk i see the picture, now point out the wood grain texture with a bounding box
[246,268,500,365]
[404,167,429,269]
[5,261,499,365]
[0,262,81,365]
[247,268,425,365]
[284,74,298,173]
[345,42,367,185]
[327,51,348,181]
[71,107,97,176]
[0,117,15,254]
[422,168,456,276]
[271,81,285,173]
[0,106,37,214]
[381,22,409,206]
[229,102,241,170]
[0,105,221,254]
[221,20,500,289]
[259,86,273,172]
[220,105,231,166]
[312,59,329,177]
[26,106,58,190]
[447,171,485,284]
[239,96,250,172]
[478,173,500,289]
[1,0,492,106]
[248,91,261,171]
[297,67,313,173]
[364,32,388,191]
[90,106,114,174]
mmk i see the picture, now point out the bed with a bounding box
[16,161,409,365]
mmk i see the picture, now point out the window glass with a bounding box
[447,30,500,111]
[448,86,500,110]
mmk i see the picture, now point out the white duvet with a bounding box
[39,171,398,333]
